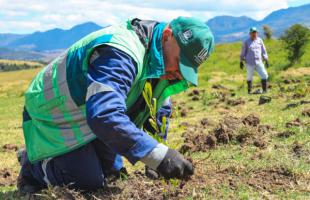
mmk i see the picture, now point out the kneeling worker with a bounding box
[18,17,214,194]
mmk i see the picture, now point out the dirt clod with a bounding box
[293,143,303,157]
[302,108,310,117]
[206,135,217,148]
[180,109,187,117]
[2,144,18,151]
[253,139,267,149]
[200,118,209,126]
[283,79,291,84]
[242,114,260,127]
[227,98,245,106]
[179,122,190,127]
[300,100,310,105]
[277,131,295,138]
[286,118,302,128]
[283,102,299,110]
[192,96,200,101]
[259,95,272,105]
[0,168,16,186]
[292,93,305,99]
[188,89,200,97]
[212,84,228,90]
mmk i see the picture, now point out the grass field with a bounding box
[0,39,309,199]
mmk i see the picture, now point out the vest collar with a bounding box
[144,22,166,79]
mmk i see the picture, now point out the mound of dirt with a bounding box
[2,144,18,152]
[180,114,270,153]
[180,133,217,154]
[242,114,260,127]
[213,116,242,144]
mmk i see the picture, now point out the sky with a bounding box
[0,0,309,34]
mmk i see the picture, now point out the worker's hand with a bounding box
[157,149,194,179]
[265,60,270,68]
[240,61,244,70]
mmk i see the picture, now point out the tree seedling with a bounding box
[142,81,167,144]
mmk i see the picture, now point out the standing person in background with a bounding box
[240,27,269,94]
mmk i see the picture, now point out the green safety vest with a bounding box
[23,20,188,162]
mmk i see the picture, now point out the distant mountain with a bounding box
[260,3,310,36]
[3,22,102,51]
[207,3,310,43]
[0,47,46,60]
[207,16,257,42]
[0,34,27,46]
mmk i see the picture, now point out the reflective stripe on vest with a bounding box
[43,51,94,147]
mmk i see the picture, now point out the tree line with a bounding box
[0,60,44,72]
[262,24,310,66]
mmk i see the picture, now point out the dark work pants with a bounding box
[21,139,123,191]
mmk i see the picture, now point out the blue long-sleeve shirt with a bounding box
[240,37,268,66]
[86,45,171,165]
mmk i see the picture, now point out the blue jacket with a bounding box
[86,45,171,165]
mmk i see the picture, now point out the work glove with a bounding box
[265,60,270,68]
[240,61,244,70]
[156,149,194,179]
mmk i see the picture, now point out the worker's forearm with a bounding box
[86,92,158,164]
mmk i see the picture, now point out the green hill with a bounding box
[0,40,309,199]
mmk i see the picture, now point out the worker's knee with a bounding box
[246,65,254,81]
[48,144,105,190]
[257,63,268,80]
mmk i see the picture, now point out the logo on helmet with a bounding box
[178,29,193,44]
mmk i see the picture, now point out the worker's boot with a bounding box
[247,81,252,94]
[262,79,268,93]
[17,149,42,196]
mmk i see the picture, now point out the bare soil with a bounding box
[180,114,270,153]
[34,164,302,200]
